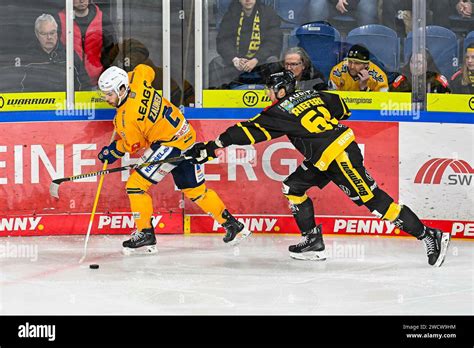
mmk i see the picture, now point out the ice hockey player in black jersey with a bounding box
[185,71,451,267]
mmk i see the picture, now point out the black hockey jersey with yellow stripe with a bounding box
[218,90,354,171]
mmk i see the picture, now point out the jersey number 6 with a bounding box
[301,106,338,133]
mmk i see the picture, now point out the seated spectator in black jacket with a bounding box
[209,0,283,88]
[390,49,451,93]
[282,47,327,91]
[450,44,474,94]
[20,14,84,92]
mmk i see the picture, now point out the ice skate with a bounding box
[221,209,252,245]
[289,225,326,261]
[420,227,451,267]
[122,227,157,255]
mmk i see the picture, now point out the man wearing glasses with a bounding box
[19,14,84,92]
[283,47,327,91]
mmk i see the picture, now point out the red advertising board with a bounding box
[0,120,472,239]
[189,120,399,217]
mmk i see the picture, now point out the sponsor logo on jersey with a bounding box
[365,169,374,182]
[368,69,384,83]
[195,164,205,183]
[131,142,140,152]
[147,91,162,123]
[414,158,473,185]
[279,99,295,112]
[340,162,370,197]
[173,120,190,139]
[287,90,314,105]
[339,185,351,196]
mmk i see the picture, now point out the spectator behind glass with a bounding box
[383,1,469,35]
[282,47,327,91]
[454,0,472,18]
[58,0,117,87]
[19,14,83,92]
[450,44,474,94]
[110,38,195,106]
[329,44,389,92]
[390,49,451,93]
[208,0,283,88]
[308,0,378,26]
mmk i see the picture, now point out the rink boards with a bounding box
[0,118,472,239]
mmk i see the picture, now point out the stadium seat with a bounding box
[465,31,474,52]
[448,15,474,37]
[295,21,342,81]
[274,0,310,29]
[347,24,400,73]
[404,26,459,78]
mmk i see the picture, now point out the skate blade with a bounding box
[226,229,252,246]
[434,232,451,267]
[290,250,327,261]
[122,245,158,256]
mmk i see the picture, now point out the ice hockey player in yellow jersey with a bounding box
[329,44,388,92]
[97,64,251,254]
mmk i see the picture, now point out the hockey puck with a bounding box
[89,264,99,269]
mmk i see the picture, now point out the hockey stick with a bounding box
[79,130,116,264]
[49,154,189,199]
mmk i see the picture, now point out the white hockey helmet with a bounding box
[98,66,129,105]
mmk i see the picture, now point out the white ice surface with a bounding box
[0,234,472,315]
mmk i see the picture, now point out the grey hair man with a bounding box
[34,14,59,54]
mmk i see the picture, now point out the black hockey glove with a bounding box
[98,140,125,164]
[185,141,220,164]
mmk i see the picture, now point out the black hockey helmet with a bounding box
[265,70,296,96]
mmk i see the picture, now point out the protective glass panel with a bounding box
[203,0,407,110]
[206,0,311,90]
[0,0,68,93]
[440,0,473,96]
[111,0,162,94]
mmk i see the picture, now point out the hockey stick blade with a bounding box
[49,155,190,199]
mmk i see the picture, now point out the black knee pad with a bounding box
[282,162,328,196]
[364,187,394,218]
[282,173,308,197]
